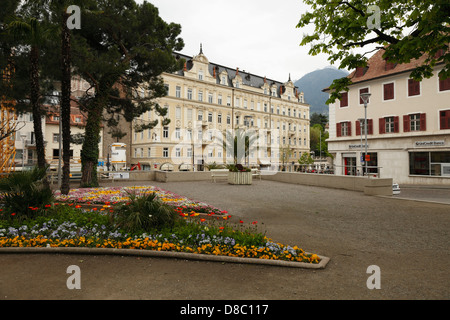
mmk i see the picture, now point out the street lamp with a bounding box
[360,92,371,177]
[20,134,27,170]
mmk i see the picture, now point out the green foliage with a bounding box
[226,164,251,172]
[205,162,224,170]
[0,167,54,222]
[113,193,178,234]
[297,0,450,103]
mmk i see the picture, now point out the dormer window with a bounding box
[198,70,203,80]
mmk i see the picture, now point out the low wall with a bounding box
[262,172,393,196]
[154,170,212,183]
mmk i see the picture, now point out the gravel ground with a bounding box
[1,179,449,300]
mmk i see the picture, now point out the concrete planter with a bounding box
[228,171,252,185]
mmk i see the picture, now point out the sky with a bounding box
[141,0,333,83]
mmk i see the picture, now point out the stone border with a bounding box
[0,247,330,269]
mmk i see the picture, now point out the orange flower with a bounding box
[200,218,206,222]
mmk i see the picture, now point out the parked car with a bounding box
[393,183,401,195]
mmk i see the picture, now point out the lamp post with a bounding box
[20,134,27,170]
[360,92,371,177]
[358,118,364,175]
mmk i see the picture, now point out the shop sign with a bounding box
[414,141,445,147]
[349,144,369,149]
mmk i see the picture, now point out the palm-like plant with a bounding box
[0,166,54,221]
[113,193,178,234]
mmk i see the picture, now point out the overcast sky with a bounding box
[142,0,333,82]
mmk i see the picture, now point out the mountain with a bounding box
[294,66,349,115]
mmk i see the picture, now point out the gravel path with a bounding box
[1,179,449,300]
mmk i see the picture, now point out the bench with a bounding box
[251,168,261,181]
[210,169,229,182]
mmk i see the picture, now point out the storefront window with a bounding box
[409,152,450,176]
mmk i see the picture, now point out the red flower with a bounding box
[11,213,16,216]
[239,220,244,224]
[252,221,258,225]
[75,205,82,209]
[45,204,51,208]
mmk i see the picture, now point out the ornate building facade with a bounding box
[130,48,310,171]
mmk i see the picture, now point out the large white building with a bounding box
[130,48,310,171]
[325,49,450,185]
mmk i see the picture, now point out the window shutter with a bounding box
[347,121,352,136]
[336,123,342,137]
[408,79,420,96]
[356,120,361,136]
[379,118,386,134]
[420,113,427,131]
[384,83,394,100]
[440,110,450,130]
[394,116,399,133]
[439,78,450,91]
[403,115,410,132]
[368,119,373,135]
[359,88,369,104]
[340,92,348,108]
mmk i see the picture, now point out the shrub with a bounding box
[113,192,178,234]
[0,167,54,222]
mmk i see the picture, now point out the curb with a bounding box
[0,247,330,269]
[376,195,450,206]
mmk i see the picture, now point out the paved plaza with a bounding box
[1,179,449,300]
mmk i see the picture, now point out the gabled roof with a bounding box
[323,48,442,91]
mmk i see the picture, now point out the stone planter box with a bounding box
[228,171,252,185]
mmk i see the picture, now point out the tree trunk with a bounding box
[80,98,103,187]
[29,46,47,173]
[60,12,72,195]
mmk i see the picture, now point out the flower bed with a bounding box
[0,186,322,265]
[54,186,227,216]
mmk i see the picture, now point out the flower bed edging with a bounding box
[0,246,330,269]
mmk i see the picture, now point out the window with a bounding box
[235,97,240,107]
[176,86,181,98]
[379,116,399,134]
[148,148,152,158]
[186,129,192,141]
[218,113,222,124]
[208,93,213,104]
[227,96,231,106]
[383,82,395,100]
[356,119,373,135]
[53,133,60,143]
[218,95,222,105]
[163,127,169,138]
[187,109,192,120]
[198,70,203,80]
[410,152,450,177]
[187,89,193,100]
[198,111,203,121]
[336,122,351,137]
[175,148,181,158]
[163,148,169,158]
[404,113,426,132]
[340,92,348,108]
[408,79,420,96]
[227,115,231,125]
[187,148,192,158]
[359,88,369,104]
[439,77,450,91]
[440,110,450,130]
[235,116,240,125]
[198,91,203,101]
[176,107,181,119]
[175,128,181,140]
[235,81,240,88]
[208,112,213,123]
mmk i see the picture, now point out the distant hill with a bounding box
[295,67,349,115]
